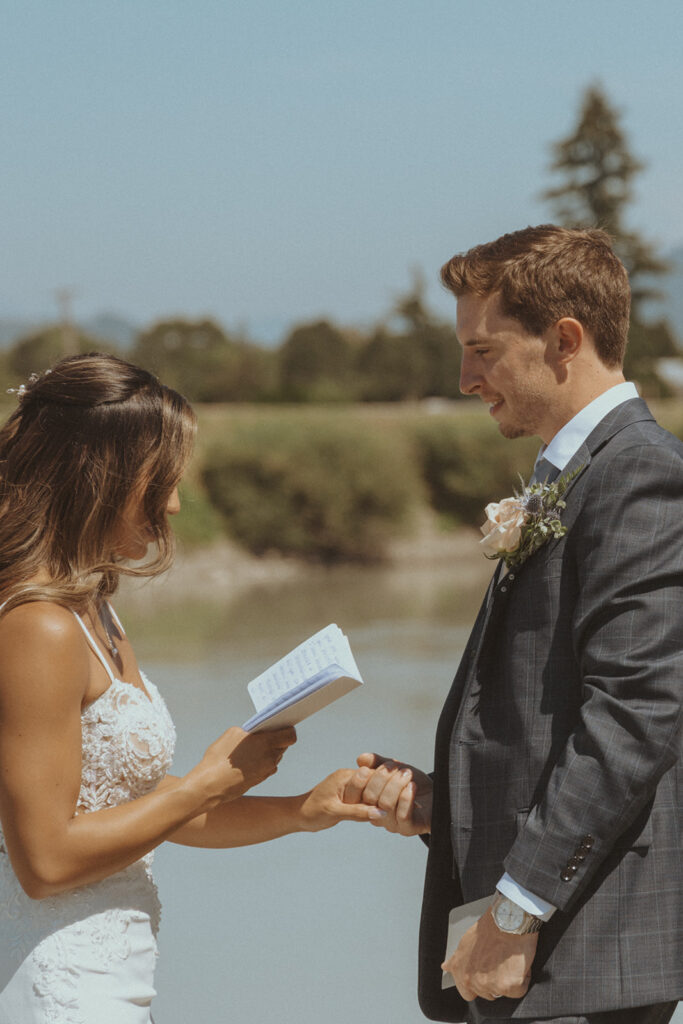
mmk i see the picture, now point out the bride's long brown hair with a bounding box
[0,353,197,613]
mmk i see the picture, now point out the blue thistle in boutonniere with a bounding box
[479,467,583,570]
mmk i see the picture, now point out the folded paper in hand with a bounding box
[242,624,363,732]
[442,896,492,990]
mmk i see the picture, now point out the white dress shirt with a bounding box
[497,381,639,920]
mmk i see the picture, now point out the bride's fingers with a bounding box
[342,767,372,804]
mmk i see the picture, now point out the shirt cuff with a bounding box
[496,873,557,921]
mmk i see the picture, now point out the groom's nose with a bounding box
[459,354,481,395]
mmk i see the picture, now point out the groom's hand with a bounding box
[343,753,432,836]
[442,908,538,1002]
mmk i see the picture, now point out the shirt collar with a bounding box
[539,382,639,473]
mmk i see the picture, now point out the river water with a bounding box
[118,560,681,1024]
[114,557,482,1024]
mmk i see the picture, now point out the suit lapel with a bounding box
[492,397,656,580]
[435,561,503,761]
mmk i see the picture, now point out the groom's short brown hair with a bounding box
[441,224,631,367]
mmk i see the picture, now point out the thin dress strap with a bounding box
[105,602,126,636]
[71,612,117,685]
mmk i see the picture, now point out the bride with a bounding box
[0,353,377,1023]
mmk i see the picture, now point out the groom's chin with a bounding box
[498,422,530,440]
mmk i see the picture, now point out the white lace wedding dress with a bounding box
[0,609,176,1024]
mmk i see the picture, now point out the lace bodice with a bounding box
[78,673,176,815]
[0,647,176,1019]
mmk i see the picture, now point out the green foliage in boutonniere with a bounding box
[479,466,583,569]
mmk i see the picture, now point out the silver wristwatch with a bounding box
[490,892,543,935]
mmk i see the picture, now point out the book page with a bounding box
[247,624,359,712]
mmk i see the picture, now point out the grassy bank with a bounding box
[2,396,678,566]
[175,403,527,561]
[173,399,683,563]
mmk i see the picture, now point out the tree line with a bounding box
[0,281,465,404]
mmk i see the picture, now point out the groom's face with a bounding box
[456,291,558,442]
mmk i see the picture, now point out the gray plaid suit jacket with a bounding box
[418,398,683,1020]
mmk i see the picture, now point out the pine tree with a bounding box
[543,85,676,393]
[542,84,669,316]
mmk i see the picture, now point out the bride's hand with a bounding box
[298,769,387,831]
[194,726,297,806]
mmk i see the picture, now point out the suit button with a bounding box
[508,573,515,581]
[568,857,582,869]
[565,862,579,873]
[574,849,587,861]
[561,870,573,882]
[580,835,594,849]
[500,586,507,593]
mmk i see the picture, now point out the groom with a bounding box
[347,225,682,1023]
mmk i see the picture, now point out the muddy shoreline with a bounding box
[119,519,490,609]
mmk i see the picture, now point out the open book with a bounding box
[242,624,363,732]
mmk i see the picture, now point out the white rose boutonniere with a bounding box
[480,467,582,570]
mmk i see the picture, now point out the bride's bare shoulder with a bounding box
[0,603,88,697]
[0,600,80,643]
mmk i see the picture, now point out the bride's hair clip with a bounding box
[6,372,43,400]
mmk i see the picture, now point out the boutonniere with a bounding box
[479,467,583,569]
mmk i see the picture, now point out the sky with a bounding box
[2,0,683,342]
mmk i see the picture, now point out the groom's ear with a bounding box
[550,317,583,365]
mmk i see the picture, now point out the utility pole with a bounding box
[54,287,79,354]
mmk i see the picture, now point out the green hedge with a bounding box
[411,414,539,524]
[650,401,683,441]
[174,480,225,547]
[194,403,683,562]
[7,398,666,566]
[201,416,420,563]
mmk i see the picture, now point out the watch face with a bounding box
[494,898,525,932]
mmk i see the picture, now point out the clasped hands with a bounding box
[342,753,537,1003]
[343,752,433,836]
